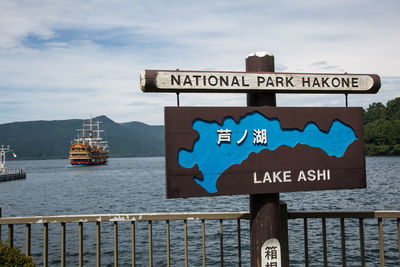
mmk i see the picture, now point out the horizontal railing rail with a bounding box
[0,212,250,225]
[288,210,400,219]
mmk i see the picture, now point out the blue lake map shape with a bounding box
[178,112,357,193]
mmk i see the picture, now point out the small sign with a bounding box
[141,70,380,94]
[261,238,281,267]
[165,107,365,198]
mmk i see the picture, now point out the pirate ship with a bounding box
[69,118,109,165]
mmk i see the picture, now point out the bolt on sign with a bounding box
[141,70,380,94]
[165,107,365,198]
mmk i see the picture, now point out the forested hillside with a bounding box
[364,97,400,155]
[0,98,399,160]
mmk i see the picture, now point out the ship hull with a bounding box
[70,160,107,166]
[69,143,108,166]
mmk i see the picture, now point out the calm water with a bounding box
[0,157,399,266]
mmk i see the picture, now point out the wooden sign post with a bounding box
[246,53,283,267]
[141,53,380,267]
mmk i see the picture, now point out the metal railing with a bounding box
[0,168,25,174]
[288,210,400,267]
[0,207,399,266]
[0,208,249,267]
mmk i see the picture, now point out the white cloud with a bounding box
[0,0,399,124]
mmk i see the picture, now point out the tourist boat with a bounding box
[69,118,109,166]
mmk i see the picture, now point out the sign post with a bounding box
[141,53,379,267]
[246,52,284,267]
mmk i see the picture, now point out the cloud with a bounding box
[0,0,399,125]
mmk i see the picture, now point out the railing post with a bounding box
[237,219,242,267]
[304,218,309,267]
[378,218,385,267]
[149,220,153,267]
[44,223,48,267]
[61,222,66,267]
[79,222,83,267]
[166,220,171,267]
[220,219,224,267]
[8,224,13,247]
[341,218,346,267]
[26,224,31,256]
[279,201,289,267]
[184,219,188,267]
[131,221,135,267]
[359,218,365,267]
[114,221,118,267]
[322,218,327,267]
[397,218,400,265]
[96,221,101,267]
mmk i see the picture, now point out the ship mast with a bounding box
[95,119,104,143]
[76,117,105,147]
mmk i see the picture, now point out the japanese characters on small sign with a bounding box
[261,238,281,267]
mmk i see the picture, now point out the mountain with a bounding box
[0,115,164,160]
[2,96,399,160]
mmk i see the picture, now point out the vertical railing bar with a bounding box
[220,219,224,267]
[166,220,170,267]
[184,219,188,267]
[397,218,400,266]
[44,223,48,267]
[26,223,31,256]
[131,221,135,267]
[79,222,83,267]
[378,218,385,267]
[341,218,346,267]
[0,207,2,241]
[304,218,309,267]
[322,218,327,267]
[96,222,101,267]
[237,219,242,267]
[359,218,365,267]
[8,224,13,247]
[61,222,66,267]
[202,219,206,267]
[149,220,153,267]
[114,221,118,267]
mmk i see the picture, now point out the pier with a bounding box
[0,145,25,182]
[0,168,26,182]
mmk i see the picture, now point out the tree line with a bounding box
[364,97,400,156]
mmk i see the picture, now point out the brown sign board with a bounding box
[165,107,366,198]
[141,70,381,94]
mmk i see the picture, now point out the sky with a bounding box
[0,0,399,125]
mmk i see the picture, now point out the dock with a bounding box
[0,168,26,182]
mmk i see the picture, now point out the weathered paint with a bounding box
[140,69,380,94]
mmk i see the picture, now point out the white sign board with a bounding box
[140,70,380,94]
[261,238,281,267]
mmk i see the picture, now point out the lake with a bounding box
[1,157,399,266]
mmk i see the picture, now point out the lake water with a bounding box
[0,157,399,266]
